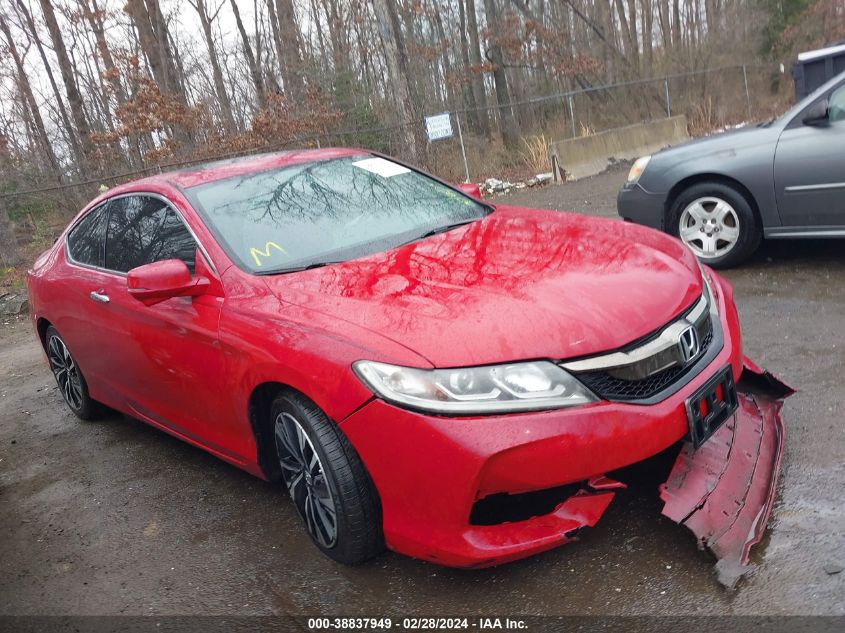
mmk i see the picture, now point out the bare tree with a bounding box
[125,0,188,103]
[38,0,93,162]
[0,201,23,267]
[372,0,426,163]
[483,0,520,149]
[0,11,61,179]
[14,0,83,164]
[189,0,237,130]
[265,0,305,99]
[0,0,829,233]
[466,0,491,136]
[230,0,267,108]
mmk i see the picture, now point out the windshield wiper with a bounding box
[397,219,480,247]
[257,219,482,274]
[257,261,343,275]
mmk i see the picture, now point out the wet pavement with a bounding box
[1,168,843,616]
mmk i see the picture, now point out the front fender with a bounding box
[641,131,782,227]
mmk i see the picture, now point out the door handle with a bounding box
[89,291,110,304]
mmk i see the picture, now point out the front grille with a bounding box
[577,318,714,402]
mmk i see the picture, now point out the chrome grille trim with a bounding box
[561,293,711,380]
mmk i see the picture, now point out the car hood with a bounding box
[261,207,703,368]
[653,123,773,161]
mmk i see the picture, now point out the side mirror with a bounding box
[803,99,829,126]
[456,182,483,199]
[127,259,209,306]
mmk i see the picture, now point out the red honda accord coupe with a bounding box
[27,149,790,583]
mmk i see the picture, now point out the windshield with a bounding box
[187,156,490,274]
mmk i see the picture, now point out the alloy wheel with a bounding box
[47,335,84,411]
[274,411,338,548]
[678,196,740,259]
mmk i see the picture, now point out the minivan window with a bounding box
[105,195,197,273]
[67,204,107,267]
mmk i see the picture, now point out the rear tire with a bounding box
[668,182,761,269]
[45,326,101,420]
[270,391,384,565]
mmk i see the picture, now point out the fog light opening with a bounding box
[469,483,583,526]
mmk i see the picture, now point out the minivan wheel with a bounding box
[45,326,100,420]
[668,182,761,268]
[270,391,383,564]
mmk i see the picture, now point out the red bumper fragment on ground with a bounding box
[660,358,794,588]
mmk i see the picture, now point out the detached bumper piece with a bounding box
[659,358,794,588]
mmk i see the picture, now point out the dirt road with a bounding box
[1,167,843,617]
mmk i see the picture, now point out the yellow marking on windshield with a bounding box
[250,241,287,267]
[442,188,475,205]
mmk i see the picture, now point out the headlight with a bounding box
[353,360,597,415]
[626,155,651,184]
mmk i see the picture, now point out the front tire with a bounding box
[45,326,100,420]
[270,391,383,564]
[668,182,761,269]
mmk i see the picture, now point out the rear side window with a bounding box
[67,205,107,267]
[105,195,197,273]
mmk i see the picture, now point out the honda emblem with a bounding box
[678,325,700,363]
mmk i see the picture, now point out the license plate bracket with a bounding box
[686,365,738,449]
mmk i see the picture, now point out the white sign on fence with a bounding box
[424,113,453,141]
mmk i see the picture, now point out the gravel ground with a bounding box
[1,166,843,619]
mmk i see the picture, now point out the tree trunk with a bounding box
[431,1,455,109]
[321,0,350,78]
[265,0,305,99]
[38,0,93,163]
[482,0,520,149]
[0,202,23,267]
[276,0,306,97]
[457,0,479,116]
[15,0,83,166]
[230,0,266,108]
[81,0,148,163]
[466,0,491,136]
[193,0,237,130]
[372,0,426,164]
[125,0,193,147]
[0,13,61,179]
[126,0,186,101]
[642,0,654,76]
[613,0,637,69]
[672,0,682,51]
[655,0,670,50]
[264,0,287,93]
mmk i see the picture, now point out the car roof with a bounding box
[113,147,370,192]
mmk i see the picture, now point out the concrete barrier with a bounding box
[550,115,689,181]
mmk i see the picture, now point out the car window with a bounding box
[67,204,107,267]
[828,85,845,123]
[105,195,197,274]
[186,156,490,274]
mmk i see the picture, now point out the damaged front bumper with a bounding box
[342,355,791,578]
[457,358,793,581]
[341,271,791,579]
[660,358,794,588]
